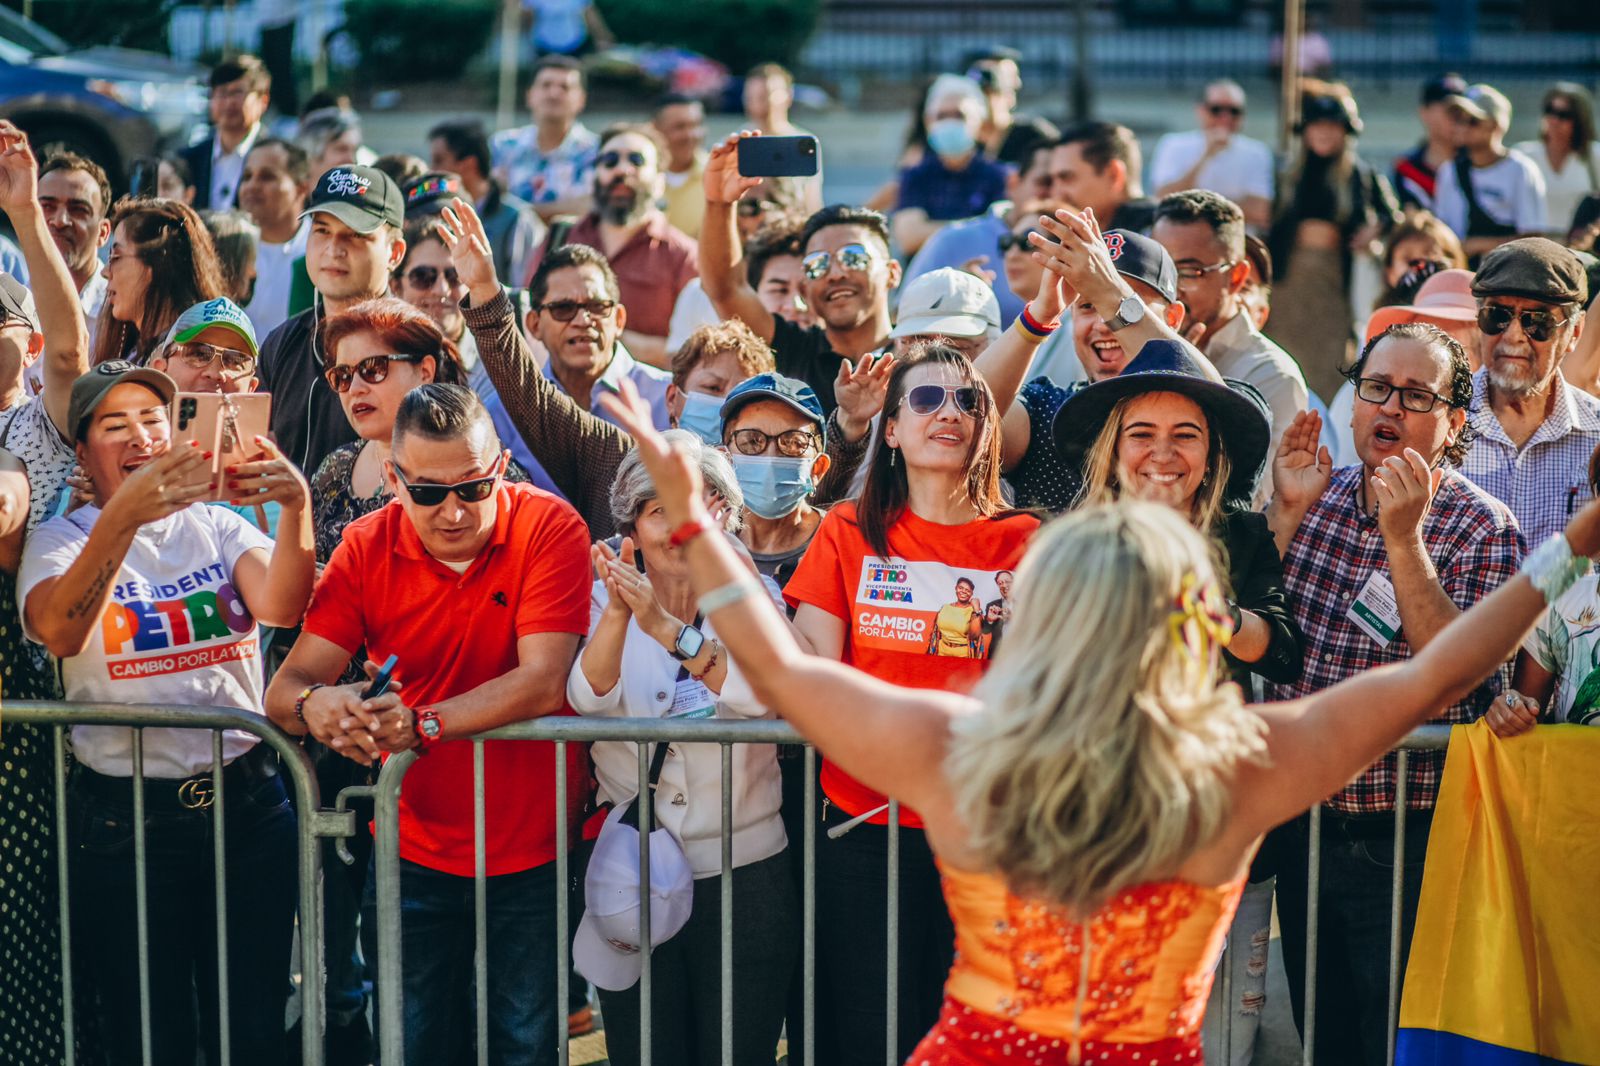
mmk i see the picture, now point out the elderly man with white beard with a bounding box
[1458,237,1600,545]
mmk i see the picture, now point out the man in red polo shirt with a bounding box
[266,383,590,1066]
[532,122,698,370]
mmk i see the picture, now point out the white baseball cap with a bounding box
[890,267,1003,340]
[573,801,694,991]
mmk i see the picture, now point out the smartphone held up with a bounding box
[737,135,819,179]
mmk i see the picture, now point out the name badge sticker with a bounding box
[669,677,716,719]
[1347,570,1402,649]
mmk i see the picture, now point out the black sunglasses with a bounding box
[597,150,648,169]
[1477,303,1570,343]
[536,298,617,323]
[391,455,505,506]
[1545,105,1577,121]
[999,230,1059,253]
[405,264,460,290]
[1207,104,1244,118]
[902,384,983,417]
[324,353,426,393]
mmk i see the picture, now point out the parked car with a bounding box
[0,6,206,187]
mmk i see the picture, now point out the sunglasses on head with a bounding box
[536,298,617,323]
[1477,303,1571,343]
[172,341,256,378]
[1545,104,1577,121]
[1207,104,1244,118]
[324,353,426,393]
[597,150,648,169]
[901,383,983,417]
[405,264,460,290]
[392,455,506,506]
[802,244,874,280]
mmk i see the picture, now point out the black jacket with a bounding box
[1218,509,1303,689]
[176,134,244,211]
[257,305,357,477]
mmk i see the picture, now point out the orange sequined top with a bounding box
[936,862,1244,1053]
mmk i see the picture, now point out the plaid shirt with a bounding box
[1266,466,1525,812]
[1459,368,1600,549]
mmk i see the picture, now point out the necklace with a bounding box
[357,442,389,501]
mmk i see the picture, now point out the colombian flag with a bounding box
[1396,722,1600,1065]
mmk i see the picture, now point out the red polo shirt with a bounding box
[304,482,592,876]
[550,211,699,339]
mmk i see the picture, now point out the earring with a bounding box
[888,446,897,468]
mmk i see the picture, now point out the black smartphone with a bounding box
[361,654,400,700]
[737,135,819,179]
[127,157,160,199]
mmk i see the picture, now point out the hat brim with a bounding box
[890,313,993,340]
[73,368,178,441]
[720,388,827,440]
[573,909,646,992]
[1051,371,1271,505]
[299,202,390,235]
[1364,304,1476,342]
[173,320,259,358]
[1443,94,1490,122]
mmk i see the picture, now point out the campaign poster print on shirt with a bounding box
[854,557,1014,659]
[99,562,259,680]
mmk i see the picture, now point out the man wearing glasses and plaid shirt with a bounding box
[1263,322,1524,1065]
[1459,238,1600,547]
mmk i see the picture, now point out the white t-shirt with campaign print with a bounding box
[18,502,274,778]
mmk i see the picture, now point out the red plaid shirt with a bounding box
[1265,466,1525,812]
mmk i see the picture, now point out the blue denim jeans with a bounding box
[393,858,561,1066]
[68,756,298,1066]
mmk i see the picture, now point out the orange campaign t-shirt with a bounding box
[304,482,592,877]
[783,502,1039,828]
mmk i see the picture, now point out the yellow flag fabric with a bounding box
[1397,721,1600,1066]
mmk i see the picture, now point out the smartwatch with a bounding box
[415,708,443,753]
[670,624,707,663]
[1104,294,1147,332]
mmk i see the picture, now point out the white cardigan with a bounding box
[565,578,787,878]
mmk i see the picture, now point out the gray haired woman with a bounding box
[568,430,797,1066]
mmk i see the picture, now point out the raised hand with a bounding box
[435,200,502,302]
[833,352,897,443]
[598,378,707,528]
[1270,409,1333,514]
[704,132,764,205]
[107,441,214,528]
[1033,207,1129,316]
[1371,449,1442,544]
[227,436,310,510]
[592,539,634,619]
[0,121,39,217]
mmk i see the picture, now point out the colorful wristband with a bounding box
[669,514,715,548]
[1018,304,1060,337]
[293,684,326,731]
[1523,532,1589,605]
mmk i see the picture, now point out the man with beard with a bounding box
[700,132,898,417]
[1459,237,1600,545]
[543,123,697,369]
[238,137,311,336]
[36,152,110,332]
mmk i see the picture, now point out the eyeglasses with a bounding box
[597,150,648,169]
[536,298,617,323]
[726,427,819,458]
[405,264,460,290]
[1477,303,1571,343]
[1353,376,1452,414]
[324,353,426,393]
[902,384,983,417]
[802,244,874,280]
[171,341,256,379]
[392,455,505,506]
[1545,105,1577,121]
[1207,104,1244,118]
[1175,259,1238,281]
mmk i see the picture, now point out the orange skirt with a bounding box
[907,997,1204,1065]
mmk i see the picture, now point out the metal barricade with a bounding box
[6,700,353,1066]
[368,716,1459,1065]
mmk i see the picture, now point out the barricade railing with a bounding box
[5,700,351,1066]
[367,716,1455,1066]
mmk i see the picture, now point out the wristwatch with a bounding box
[670,623,707,663]
[415,708,443,753]
[1104,294,1147,332]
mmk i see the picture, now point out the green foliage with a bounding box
[7,0,172,53]
[595,0,823,71]
[341,0,498,82]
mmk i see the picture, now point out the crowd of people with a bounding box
[2,42,1600,1066]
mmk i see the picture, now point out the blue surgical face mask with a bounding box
[676,391,723,445]
[926,118,976,160]
[731,454,816,520]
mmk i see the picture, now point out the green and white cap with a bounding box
[161,297,259,357]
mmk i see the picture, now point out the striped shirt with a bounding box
[1459,368,1600,549]
[1266,465,1524,812]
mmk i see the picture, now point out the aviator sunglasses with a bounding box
[901,384,983,417]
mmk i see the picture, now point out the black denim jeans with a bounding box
[1274,808,1434,1066]
[69,751,298,1066]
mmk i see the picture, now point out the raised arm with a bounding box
[437,200,632,537]
[974,254,1067,417]
[599,378,969,815]
[227,436,316,628]
[1264,409,1333,558]
[699,133,775,342]
[1235,499,1600,839]
[0,122,89,434]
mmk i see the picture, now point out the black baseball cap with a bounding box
[301,165,404,234]
[1422,73,1468,106]
[1103,229,1179,304]
[402,171,467,217]
[68,361,176,442]
[720,373,827,447]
